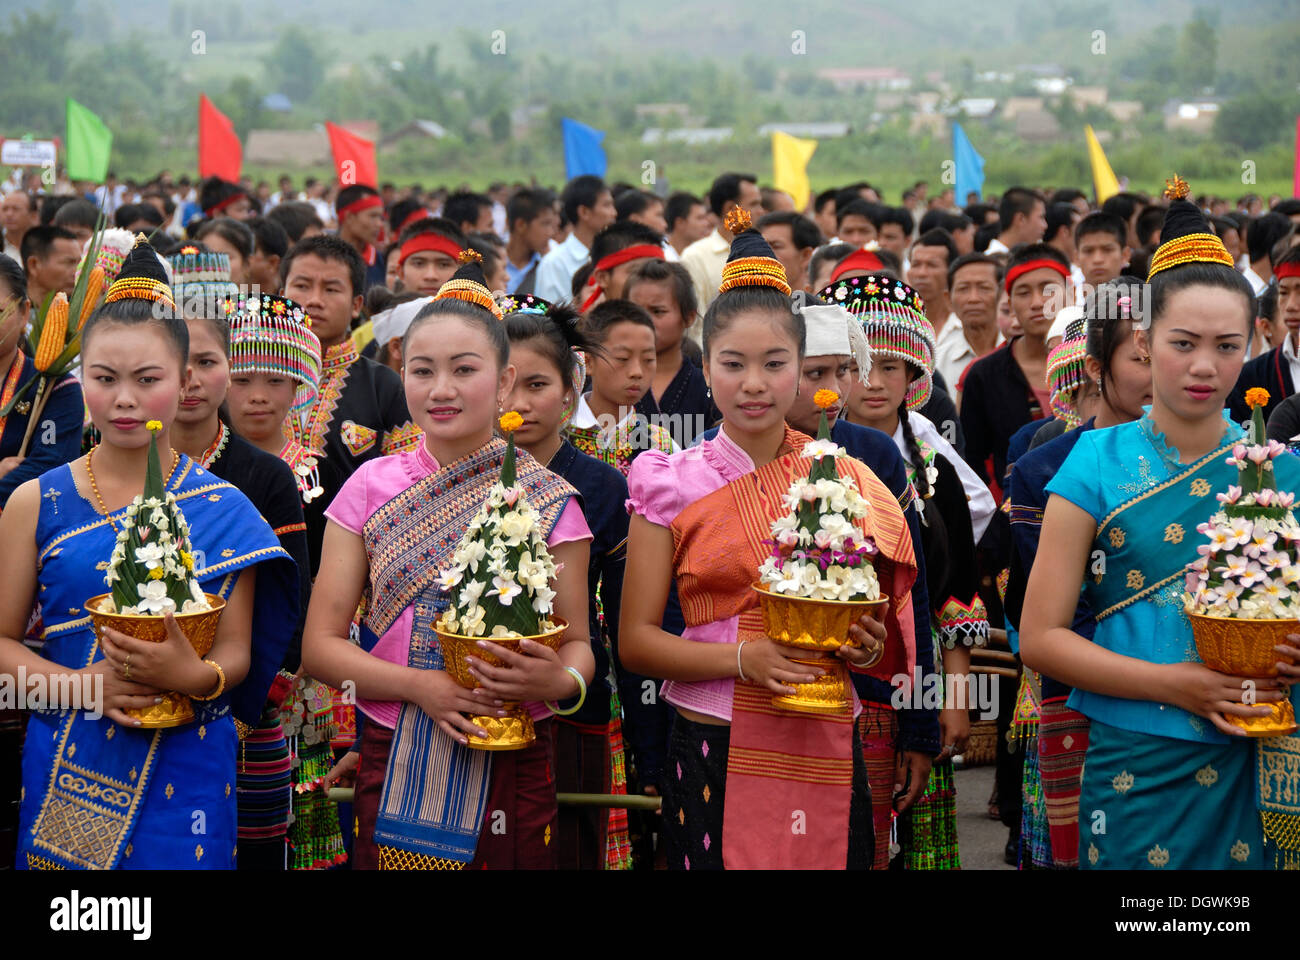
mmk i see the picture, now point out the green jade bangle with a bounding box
[545,666,587,716]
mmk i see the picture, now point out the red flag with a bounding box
[198,94,242,182]
[1293,115,1300,200]
[326,122,377,189]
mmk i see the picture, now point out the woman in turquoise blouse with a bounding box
[1022,180,1300,870]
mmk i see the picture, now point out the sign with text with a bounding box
[1,139,57,167]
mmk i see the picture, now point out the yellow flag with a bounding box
[1085,125,1120,204]
[771,131,818,211]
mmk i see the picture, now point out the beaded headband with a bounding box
[434,249,504,319]
[104,276,177,310]
[1046,333,1089,427]
[103,234,178,311]
[718,208,792,296]
[500,293,588,430]
[1147,175,1235,280]
[84,228,136,283]
[822,274,935,410]
[225,294,322,415]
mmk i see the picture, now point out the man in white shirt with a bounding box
[1,191,39,263]
[665,191,712,257]
[935,252,1005,392]
[906,228,958,345]
[984,187,1046,255]
[1243,213,1294,297]
[680,172,763,325]
[534,175,616,304]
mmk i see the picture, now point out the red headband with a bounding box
[830,249,884,284]
[1004,258,1071,294]
[398,208,431,234]
[337,194,383,221]
[581,244,666,313]
[1276,261,1300,281]
[592,244,665,274]
[204,192,247,217]
[398,232,463,267]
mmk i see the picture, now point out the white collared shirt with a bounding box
[892,411,997,543]
[534,232,590,304]
[934,313,1005,393]
[1242,264,1269,297]
[1282,333,1300,391]
[679,229,732,337]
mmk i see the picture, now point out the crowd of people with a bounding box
[1,161,1299,871]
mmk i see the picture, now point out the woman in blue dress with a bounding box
[0,239,298,869]
[1021,179,1300,870]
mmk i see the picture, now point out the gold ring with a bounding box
[123,654,131,681]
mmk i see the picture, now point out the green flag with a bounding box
[65,98,112,182]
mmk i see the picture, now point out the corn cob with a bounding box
[35,293,69,371]
[76,266,105,331]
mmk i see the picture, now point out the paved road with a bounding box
[953,763,1016,870]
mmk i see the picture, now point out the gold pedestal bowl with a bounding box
[753,584,889,715]
[85,593,227,728]
[437,617,569,750]
[1187,611,1299,737]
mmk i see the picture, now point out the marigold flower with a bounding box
[146,419,163,433]
[499,411,524,433]
[1245,387,1270,409]
[814,389,839,410]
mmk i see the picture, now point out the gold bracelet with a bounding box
[191,659,227,701]
[859,642,885,669]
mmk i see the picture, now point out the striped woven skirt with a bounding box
[857,701,899,870]
[1038,699,1089,868]
[235,710,292,869]
[663,713,873,870]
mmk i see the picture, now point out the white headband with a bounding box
[801,304,873,383]
[372,296,434,348]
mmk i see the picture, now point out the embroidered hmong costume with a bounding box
[19,458,297,869]
[288,337,419,467]
[203,429,314,868]
[567,397,677,476]
[327,438,589,868]
[0,351,84,510]
[828,273,986,870]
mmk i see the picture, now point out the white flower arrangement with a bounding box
[1186,392,1300,620]
[435,413,560,638]
[100,421,212,617]
[757,390,881,603]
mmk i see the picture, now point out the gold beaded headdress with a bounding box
[103,234,177,311]
[1146,175,1235,281]
[718,208,792,295]
[434,248,504,319]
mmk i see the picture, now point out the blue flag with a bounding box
[562,117,607,179]
[952,122,985,205]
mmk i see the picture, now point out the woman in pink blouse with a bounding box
[303,262,595,870]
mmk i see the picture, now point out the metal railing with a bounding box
[327,787,662,811]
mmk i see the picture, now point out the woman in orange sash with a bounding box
[620,212,918,869]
